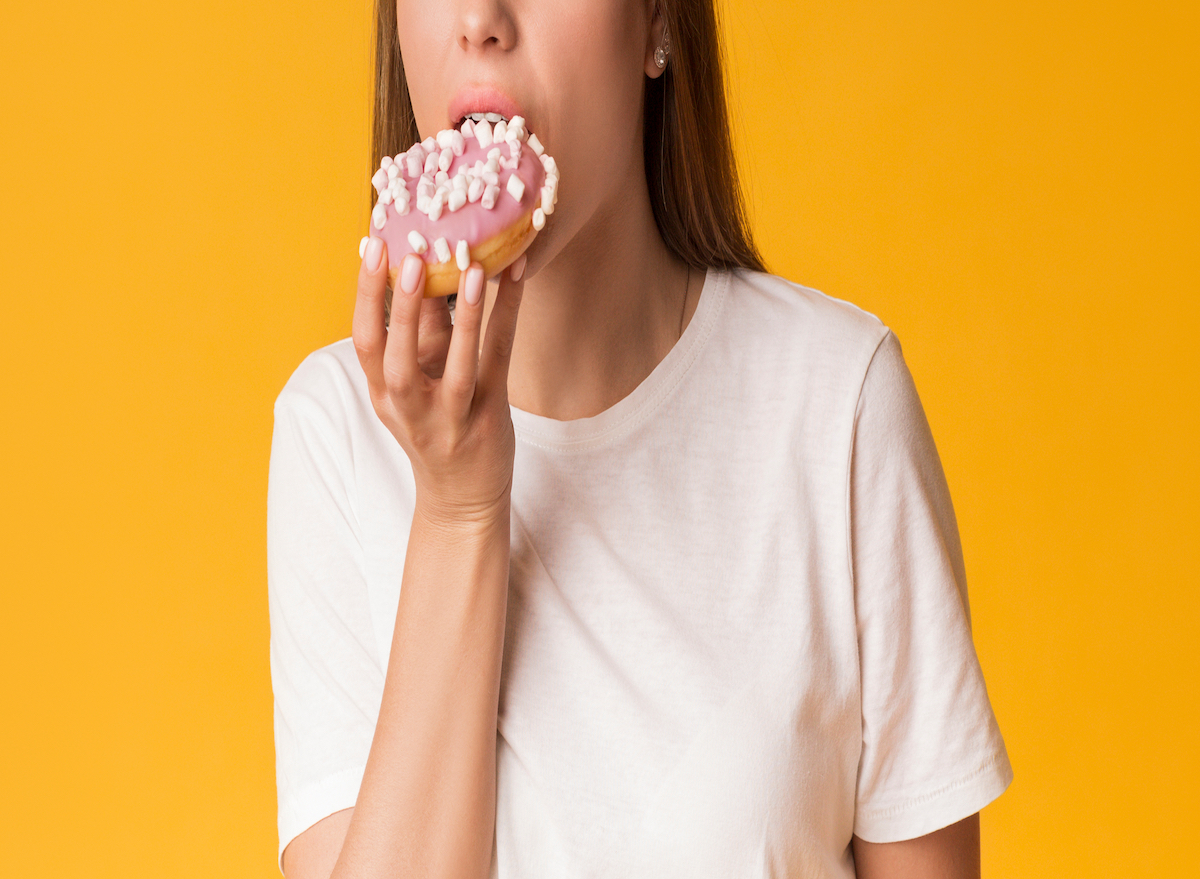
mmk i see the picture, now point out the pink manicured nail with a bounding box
[400,254,422,294]
[364,236,383,272]
[464,266,485,305]
[510,254,527,282]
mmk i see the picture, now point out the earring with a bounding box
[654,30,669,69]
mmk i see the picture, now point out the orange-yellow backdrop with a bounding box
[1,0,1196,876]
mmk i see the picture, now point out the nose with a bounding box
[457,0,517,52]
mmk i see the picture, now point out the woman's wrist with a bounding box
[412,491,511,537]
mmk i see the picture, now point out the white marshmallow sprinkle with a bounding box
[407,230,428,254]
[506,174,526,203]
[433,236,452,263]
[532,208,545,231]
[475,119,493,149]
[456,239,470,271]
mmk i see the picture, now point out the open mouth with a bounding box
[457,111,511,130]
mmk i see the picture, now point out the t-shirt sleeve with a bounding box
[849,329,1012,843]
[267,384,385,873]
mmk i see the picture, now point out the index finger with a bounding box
[352,236,389,396]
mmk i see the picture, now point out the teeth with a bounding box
[465,112,508,124]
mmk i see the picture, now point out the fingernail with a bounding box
[510,254,527,282]
[464,266,485,305]
[400,254,422,294]
[364,236,383,272]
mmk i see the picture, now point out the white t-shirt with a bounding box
[267,267,1012,877]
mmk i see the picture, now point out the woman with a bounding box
[267,0,1013,877]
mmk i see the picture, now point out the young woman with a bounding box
[267,1,1013,877]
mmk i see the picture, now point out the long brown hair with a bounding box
[369,0,765,274]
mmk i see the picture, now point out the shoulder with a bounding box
[274,338,373,430]
[716,267,894,391]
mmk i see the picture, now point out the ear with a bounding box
[644,0,668,79]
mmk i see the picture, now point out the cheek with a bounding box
[556,0,645,105]
[395,4,456,133]
[550,15,647,198]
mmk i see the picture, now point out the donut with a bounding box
[357,114,559,299]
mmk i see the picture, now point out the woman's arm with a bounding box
[329,506,512,879]
[282,246,527,879]
[282,509,510,879]
[851,813,980,879]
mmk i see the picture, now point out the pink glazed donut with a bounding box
[358,115,559,299]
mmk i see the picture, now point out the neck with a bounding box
[482,171,695,422]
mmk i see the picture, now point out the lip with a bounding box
[447,84,531,134]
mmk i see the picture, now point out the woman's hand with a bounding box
[352,239,527,527]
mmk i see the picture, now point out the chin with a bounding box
[515,210,568,282]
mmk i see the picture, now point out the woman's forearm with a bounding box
[331,502,511,879]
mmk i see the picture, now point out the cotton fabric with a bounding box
[267,267,1012,877]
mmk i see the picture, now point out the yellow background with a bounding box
[1,0,1196,875]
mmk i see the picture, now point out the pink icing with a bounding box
[368,134,548,269]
